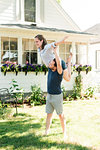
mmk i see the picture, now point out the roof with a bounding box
[85,24,100,44]
[85,23,100,35]
[0,24,93,36]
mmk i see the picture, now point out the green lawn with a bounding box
[0,100,100,150]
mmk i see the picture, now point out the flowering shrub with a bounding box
[22,63,47,75]
[1,61,92,76]
[72,64,92,74]
[1,61,48,76]
[1,61,21,76]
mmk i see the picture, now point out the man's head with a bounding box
[48,58,57,71]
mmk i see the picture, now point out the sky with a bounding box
[61,0,100,31]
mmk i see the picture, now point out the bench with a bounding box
[0,88,17,114]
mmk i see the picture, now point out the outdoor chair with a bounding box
[0,88,17,114]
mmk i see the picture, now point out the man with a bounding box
[45,46,72,140]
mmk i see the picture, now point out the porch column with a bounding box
[37,51,42,64]
[18,37,22,65]
[87,43,89,64]
[72,42,76,64]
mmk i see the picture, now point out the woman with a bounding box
[34,34,72,81]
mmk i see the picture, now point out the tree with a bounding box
[56,0,61,4]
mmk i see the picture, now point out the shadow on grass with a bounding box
[0,119,92,150]
[13,113,32,117]
[0,134,92,150]
[0,119,41,136]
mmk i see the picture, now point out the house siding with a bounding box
[0,0,98,93]
[0,0,16,23]
[0,72,77,92]
[43,0,80,31]
[89,43,100,70]
[0,0,80,31]
[0,71,100,93]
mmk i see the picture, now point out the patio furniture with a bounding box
[0,88,17,114]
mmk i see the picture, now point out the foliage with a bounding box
[62,86,66,99]
[1,61,48,76]
[0,107,12,119]
[72,64,92,74]
[1,61,92,76]
[72,74,83,99]
[1,61,21,76]
[9,79,24,103]
[22,63,48,75]
[56,0,61,3]
[29,85,46,105]
[84,87,95,98]
[41,64,48,75]
[22,63,42,75]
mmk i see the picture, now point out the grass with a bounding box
[0,100,100,150]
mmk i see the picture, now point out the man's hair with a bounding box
[53,58,57,67]
[34,34,47,49]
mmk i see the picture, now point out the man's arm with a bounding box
[63,53,72,81]
[52,46,62,74]
[63,63,71,81]
[54,36,69,46]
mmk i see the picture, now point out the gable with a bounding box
[40,0,81,31]
[0,0,16,23]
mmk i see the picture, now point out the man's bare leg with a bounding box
[59,113,67,139]
[45,113,53,135]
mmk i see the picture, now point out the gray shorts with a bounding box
[46,93,63,115]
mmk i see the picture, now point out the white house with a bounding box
[84,24,100,92]
[0,0,97,93]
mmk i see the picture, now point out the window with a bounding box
[59,43,71,63]
[22,39,37,64]
[24,0,36,22]
[1,37,18,63]
[59,43,88,65]
[76,43,87,65]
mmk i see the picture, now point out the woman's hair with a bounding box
[34,34,47,49]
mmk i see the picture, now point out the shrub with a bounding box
[84,87,95,98]
[72,74,83,99]
[29,85,46,105]
[9,79,24,104]
[61,86,67,99]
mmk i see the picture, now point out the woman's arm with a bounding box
[45,36,69,51]
[54,36,69,46]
